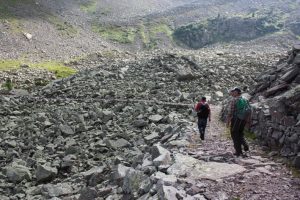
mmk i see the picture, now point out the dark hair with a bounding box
[201,97,206,101]
[231,87,242,94]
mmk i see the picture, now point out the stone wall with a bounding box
[250,43,300,168]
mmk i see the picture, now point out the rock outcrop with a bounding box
[250,43,300,167]
[173,16,280,49]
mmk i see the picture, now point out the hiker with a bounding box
[195,97,211,140]
[226,87,251,157]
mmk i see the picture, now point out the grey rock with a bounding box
[157,184,184,200]
[99,110,114,123]
[293,54,300,64]
[133,120,148,128]
[36,164,57,183]
[41,183,73,198]
[215,91,224,97]
[150,144,171,159]
[61,154,77,169]
[5,164,32,183]
[78,187,98,200]
[106,138,131,149]
[151,172,177,185]
[82,166,106,186]
[0,196,9,200]
[167,153,246,181]
[59,124,74,136]
[153,152,172,167]
[144,132,160,142]
[113,164,132,183]
[138,178,153,195]
[149,115,164,123]
[123,168,150,194]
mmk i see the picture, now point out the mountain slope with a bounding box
[0,0,299,61]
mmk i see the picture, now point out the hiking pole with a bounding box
[209,120,212,139]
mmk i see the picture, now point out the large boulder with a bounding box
[5,164,32,183]
[35,165,57,183]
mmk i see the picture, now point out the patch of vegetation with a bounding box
[31,62,77,78]
[34,78,49,86]
[0,60,76,78]
[99,7,112,16]
[244,129,256,141]
[0,60,21,71]
[137,21,173,49]
[47,15,78,37]
[138,23,150,45]
[2,79,13,91]
[80,0,97,14]
[91,20,173,47]
[290,165,300,178]
[149,23,173,38]
[92,23,136,43]
[0,1,26,33]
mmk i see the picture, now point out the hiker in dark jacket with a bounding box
[195,97,211,140]
[226,87,250,157]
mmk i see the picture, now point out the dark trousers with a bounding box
[198,118,208,140]
[230,117,249,155]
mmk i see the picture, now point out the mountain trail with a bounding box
[168,105,300,200]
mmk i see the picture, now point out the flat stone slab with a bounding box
[167,153,246,181]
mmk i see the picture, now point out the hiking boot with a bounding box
[200,134,204,140]
[233,152,243,157]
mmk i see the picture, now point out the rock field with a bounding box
[1,47,300,199]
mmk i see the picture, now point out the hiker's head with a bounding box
[201,97,206,102]
[231,87,242,97]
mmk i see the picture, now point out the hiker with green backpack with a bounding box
[226,87,251,157]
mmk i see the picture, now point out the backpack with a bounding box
[197,103,210,118]
[235,97,252,120]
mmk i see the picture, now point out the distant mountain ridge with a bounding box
[0,0,299,60]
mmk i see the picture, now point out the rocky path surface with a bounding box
[172,106,300,200]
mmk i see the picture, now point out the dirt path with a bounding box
[174,105,300,200]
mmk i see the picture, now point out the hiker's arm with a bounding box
[226,100,235,125]
[195,103,200,112]
[208,105,211,121]
[245,110,252,129]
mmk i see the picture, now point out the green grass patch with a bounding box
[92,23,136,43]
[91,20,173,46]
[47,15,78,37]
[244,129,256,141]
[31,62,77,78]
[290,166,300,178]
[137,21,173,49]
[0,60,22,71]
[2,79,13,91]
[138,23,150,45]
[149,23,173,38]
[0,60,76,78]
[80,0,97,14]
